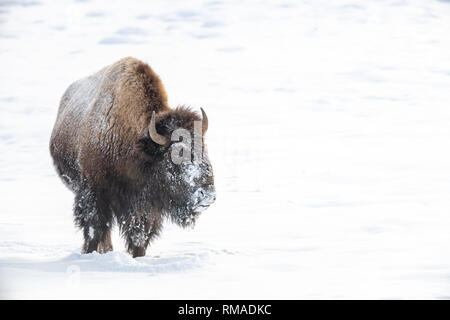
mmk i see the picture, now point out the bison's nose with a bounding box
[197,186,216,206]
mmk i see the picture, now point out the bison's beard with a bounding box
[150,155,216,228]
[164,187,216,228]
[163,205,203,228]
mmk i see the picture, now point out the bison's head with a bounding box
[140,107,216,227]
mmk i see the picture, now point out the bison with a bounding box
[50,57,216,257]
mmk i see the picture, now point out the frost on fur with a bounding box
[50,57,215,257]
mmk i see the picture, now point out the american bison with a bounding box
[50,57,216,257]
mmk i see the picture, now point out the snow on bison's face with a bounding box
[143,107,216,227]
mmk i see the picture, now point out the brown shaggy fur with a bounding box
[50,57,215,257]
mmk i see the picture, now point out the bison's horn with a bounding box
[200,107,208,133]
[149,111,167,145]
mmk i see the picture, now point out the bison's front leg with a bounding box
[74,184,114,254]
[120,214,162,258]
[97,229,113,253]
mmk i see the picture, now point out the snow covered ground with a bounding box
[1,0,450,299]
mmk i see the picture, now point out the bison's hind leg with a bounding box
[74,184,114,254]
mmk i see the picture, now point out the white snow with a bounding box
[88,227,94,240]
[1,0,450,299]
